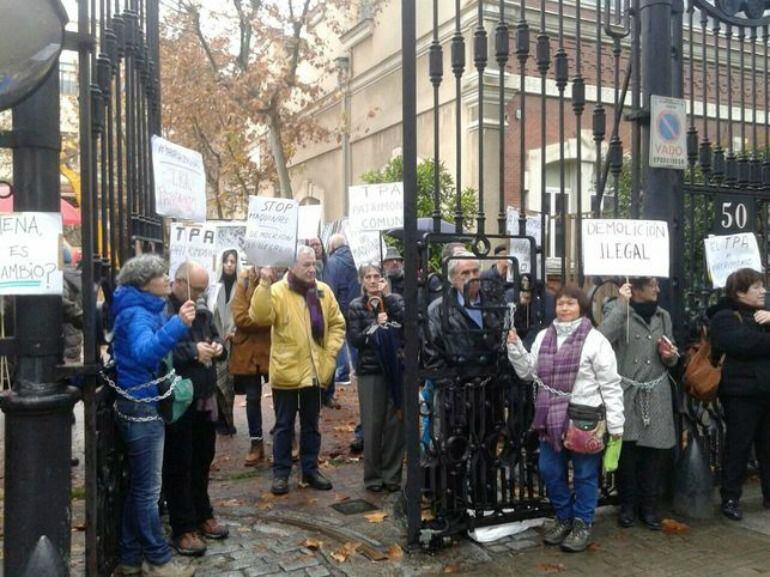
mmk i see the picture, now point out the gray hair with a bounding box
[296,244,316,261]
[328,233,347,252]
[358,262,382,280]
[116,254,168,287]
[447,250,479,278]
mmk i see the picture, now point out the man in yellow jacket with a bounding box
[249,245,346,495]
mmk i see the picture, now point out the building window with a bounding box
[60,67,78,96]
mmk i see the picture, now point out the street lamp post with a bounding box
[0,1,76,574]
[336,55,351,216]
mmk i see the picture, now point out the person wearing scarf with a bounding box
[347,263,405,492]
[508,285,624,553]
[249,245,346,496]
[208,248,242,435]
[599,278,678,531]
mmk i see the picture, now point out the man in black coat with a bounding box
[165,261,229,557]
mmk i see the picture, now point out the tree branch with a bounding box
[181,1,220,76]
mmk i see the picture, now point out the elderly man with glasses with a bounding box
[164,261,229,557]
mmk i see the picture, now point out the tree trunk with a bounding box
[267,109,292,199]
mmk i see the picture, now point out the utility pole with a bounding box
[2,67,78,576]
[639,0,684,332]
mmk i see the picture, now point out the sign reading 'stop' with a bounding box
[151,135,207,223]
[582,219,670,278]
[347,182,404,231]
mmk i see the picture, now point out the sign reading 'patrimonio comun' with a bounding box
[582,219,670,278]
[649,95,688,170]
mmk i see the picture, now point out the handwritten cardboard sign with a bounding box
[243,196,298,266]
[506,208,543,275]
[0,212,62,295]
[169,223,218,287]
[297,204,323,239]
[151,135,207,223]
[348,182,403,231]
[704,233,763,288]
[213,222,247,254]
[582,219,670,278]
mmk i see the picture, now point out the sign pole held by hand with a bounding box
[186,266,191,302]
[625,276,630,344]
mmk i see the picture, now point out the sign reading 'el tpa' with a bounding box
[649,95,687,170]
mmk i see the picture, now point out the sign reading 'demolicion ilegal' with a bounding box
[243,196,298,267]
[347,182,403,231]
[151,135,207,223]
[0,212,63,295]
[582,219,670,278]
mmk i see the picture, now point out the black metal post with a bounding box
[1,68,78,577]
[402,0,421,548]
[640,0,683,327]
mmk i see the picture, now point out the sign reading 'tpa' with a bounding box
[649,95,687,170]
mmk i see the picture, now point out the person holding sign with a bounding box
[598,278,678,530]
[507,286,624,553]
[249,245,346,495]
[110,255,196,577]
[708,268,770,521]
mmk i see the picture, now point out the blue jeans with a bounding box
[272,386,322,479]
[333,339,358,384]
[244,375,264,439]
[114,399,172,566]
[538,440,602,525]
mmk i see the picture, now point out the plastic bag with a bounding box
[673,418,713,519]
[602,436,622,473]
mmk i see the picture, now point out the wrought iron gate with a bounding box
[76,0,162,574]
[400,0,770,547]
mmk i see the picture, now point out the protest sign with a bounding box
[346,228,386,270]
[348,182,403,231]
[243,196,298,266]
[297,204,323,239]
[704,233,762,288]
[505,208,543,275]
[169,223,218,286]
[0,212,62,295]
[213,222,247,253]
[582,219,670,278]
[151,135,207,222]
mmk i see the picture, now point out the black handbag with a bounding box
[673,415,713,519]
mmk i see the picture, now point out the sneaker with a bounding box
[322,398,341,409]
[113,563,142,576]
[300,471,333,491]
[335,379,352,386]
[721,499,743,521]
[542,517,572,546]
[199,517,229,540]
[141,559,195,577]
[349,437,364,454]
[171,532,207,557]
[271,477,290,495]
[561,519,591,553]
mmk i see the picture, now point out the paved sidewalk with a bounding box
[3,381,770,576]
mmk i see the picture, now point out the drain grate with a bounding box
[330,499,379,515]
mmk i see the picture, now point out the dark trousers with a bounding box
[617,441,667,511]
[163,405,216,537]
[235,374,264,440]
[720,396,770,503]
[272,386,322,479]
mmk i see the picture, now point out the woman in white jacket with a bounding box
[507,285,624,553]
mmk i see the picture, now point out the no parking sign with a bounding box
[649,95,687,170]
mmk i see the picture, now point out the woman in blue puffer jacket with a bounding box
[110,254,197,577]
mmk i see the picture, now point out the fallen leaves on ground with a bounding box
[443,563,462,573]
[333,425,356,432]
[587,542,601,552]
[661,518,689,535]
[330,541,361,563]
[334,494,350,502]
[421,509,435,522]
[386,544,403,561]
[363,511,388,523]
[537,562,566,573]
[302,538,323,550]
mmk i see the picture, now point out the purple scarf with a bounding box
[532,317,592,451]
[287,271,325,343]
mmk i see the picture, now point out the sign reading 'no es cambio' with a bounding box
[152,136,207,223]
[582,219,670,278]
[244,196,298,266]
